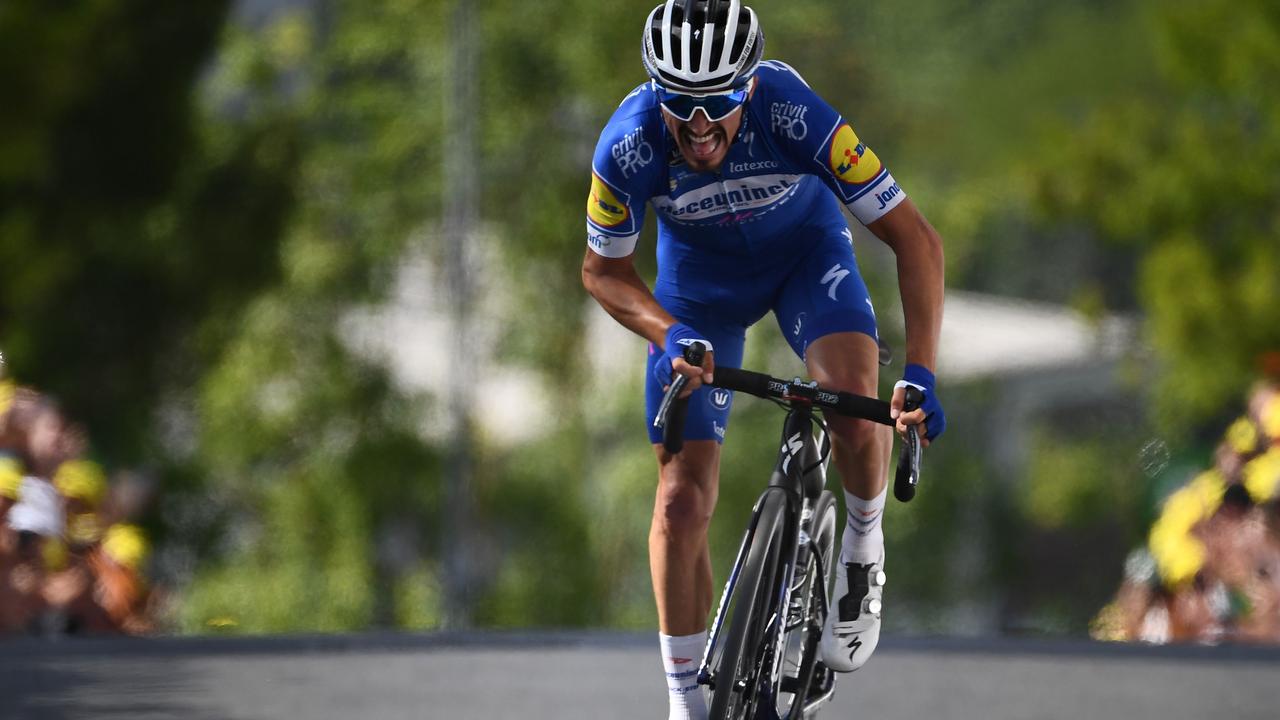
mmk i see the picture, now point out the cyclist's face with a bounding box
[662,105,743,173]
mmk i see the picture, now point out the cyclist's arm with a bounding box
[581,250,674,349]
[867,198,945,440]
[867,198,943,370]
[581,250,716,385]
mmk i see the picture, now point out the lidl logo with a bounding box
[587,173,629,228]
[828,124,881,185]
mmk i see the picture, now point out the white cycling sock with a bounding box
[660,631,708,720]
[841,486,886,565]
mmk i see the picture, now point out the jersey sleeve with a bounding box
[755,60,906,225]
[585,98,661,258]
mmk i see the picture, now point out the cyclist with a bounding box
[580,2,946,717]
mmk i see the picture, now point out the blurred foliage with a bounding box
[0,0,1276,636]
[1028,0,1280,431]
[1021,431,1142,533]
[176,0,450,631]
[0,0,290,459]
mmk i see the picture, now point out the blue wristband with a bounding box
[902,363,946,441]
[654,323,713,386]
[664,323,712,354]
[903,364,935,391]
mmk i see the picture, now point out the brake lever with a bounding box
[893,386,924,502]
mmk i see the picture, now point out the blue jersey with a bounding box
[585,60,907,266]
[587,61,905,445]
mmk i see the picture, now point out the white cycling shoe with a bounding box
[819,552,886,672]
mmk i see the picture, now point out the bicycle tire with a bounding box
[708,489,789,720]
[783,490,837,719]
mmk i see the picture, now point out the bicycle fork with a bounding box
[698,485,785,692]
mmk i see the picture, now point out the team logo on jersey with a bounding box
[708,388,732,411]
[820,263,850,301]
[727,160,779,174]
[654,173,803,222]
[587,173,629,228]
[771,101,809,141]
[828,124,882,185]
[587,230,612,250]
[612,126,654,179]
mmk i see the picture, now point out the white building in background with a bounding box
[341,248,553,448]
[937,290,1133,382]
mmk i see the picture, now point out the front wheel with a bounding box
[707,490,788,720]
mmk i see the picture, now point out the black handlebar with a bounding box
[652,342,707,455]
[654,342,926,502]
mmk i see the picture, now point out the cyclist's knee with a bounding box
[824,413,884,454]
[653,441,719,538]
[805,337,882,453]
[655,477,713,538]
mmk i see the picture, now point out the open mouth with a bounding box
[682,129,723,160]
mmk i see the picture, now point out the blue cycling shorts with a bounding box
[644,226,878,445]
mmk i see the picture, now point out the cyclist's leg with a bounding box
[772,236,888,504]
[773,232,890,672]
[645,320,744,631]
[805,332,891,517]
[644,320,745,719]
[649,440,721,635]
[651,440,718,720]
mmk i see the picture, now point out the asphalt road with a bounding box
[2,632,1277,720]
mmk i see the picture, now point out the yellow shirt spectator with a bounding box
[1242,447,1280,503]
[102,524,149,572]
[1224,416,1259,454]
[0,456,21,501]
[1262,396,1280,441]
[53,459,107,507]
[1148,470,1225,587]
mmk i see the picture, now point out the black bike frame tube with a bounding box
[759,406,817,713]
[771,404,815,488]
[761,495,801,714]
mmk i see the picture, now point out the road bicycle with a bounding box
[654,342,923,720]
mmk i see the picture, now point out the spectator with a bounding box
[2,472,63,633]
[1094,380,1280,644]
[0,455,19,522]
[0,380,157,636]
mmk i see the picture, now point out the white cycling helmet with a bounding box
[642,0,764,93]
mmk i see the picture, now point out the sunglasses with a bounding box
[655,79,753,123]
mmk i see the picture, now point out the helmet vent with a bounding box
[729,11,749,61]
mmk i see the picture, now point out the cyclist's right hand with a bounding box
[654,323,715,397]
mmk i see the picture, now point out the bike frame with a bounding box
[698,396,835,713]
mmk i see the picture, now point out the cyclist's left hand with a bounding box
[890,363,945,447]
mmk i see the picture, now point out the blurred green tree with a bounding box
[178,2,448,631]
[0,0,297,459]
[1028,0,1280,431]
